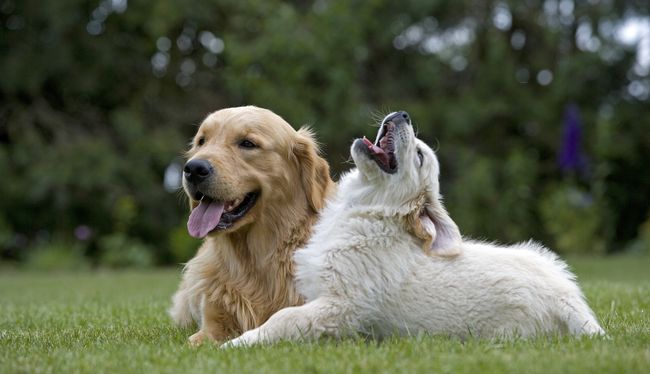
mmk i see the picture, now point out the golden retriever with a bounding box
[169,106,334,345]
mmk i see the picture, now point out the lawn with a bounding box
[1,255,649,373]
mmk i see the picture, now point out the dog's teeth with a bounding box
[225,199,241,212]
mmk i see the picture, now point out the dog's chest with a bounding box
[294,215,420,302]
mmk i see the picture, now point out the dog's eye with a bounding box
[417,149,424,167]
[239,139,258,149]
[197,137,205,147]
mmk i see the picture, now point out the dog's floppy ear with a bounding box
[292,127,333,213]
[409,199,462,257]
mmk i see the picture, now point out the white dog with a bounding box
[224,111,604,347]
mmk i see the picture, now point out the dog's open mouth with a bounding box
[187,191,259,238]
[361,121,398,174]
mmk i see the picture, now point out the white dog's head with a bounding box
[345,111,461,256]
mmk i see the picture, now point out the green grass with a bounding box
[1,256,649,373]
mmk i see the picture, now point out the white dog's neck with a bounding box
[335,169,423,219]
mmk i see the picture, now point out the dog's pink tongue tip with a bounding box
[187,199,225,238]
[362,136,385,155]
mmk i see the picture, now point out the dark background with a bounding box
[1,0,649,268]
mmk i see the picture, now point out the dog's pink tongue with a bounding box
[362,137,389,165]
[363,136,387,157]
[187,199,225,238]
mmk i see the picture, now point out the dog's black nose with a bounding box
[383,111,410,125]
[184,159,213,185]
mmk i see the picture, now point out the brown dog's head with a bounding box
[183,106,332,238]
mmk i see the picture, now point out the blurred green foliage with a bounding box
[98,233,154,268]
[25,240,90,271]
[1,0,649,267]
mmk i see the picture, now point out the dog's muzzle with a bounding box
[382,111,410,127]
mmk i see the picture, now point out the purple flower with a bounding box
[74,225,93,241]
[558,104,585,173]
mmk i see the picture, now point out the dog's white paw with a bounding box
[220,338,242,349]
[220,330,258,349]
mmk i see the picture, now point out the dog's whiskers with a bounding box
[369,109,388,124]
[175,188,188,205]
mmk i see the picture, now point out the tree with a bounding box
[1,0,648,265]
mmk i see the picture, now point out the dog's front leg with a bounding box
[222,297,347,347]
[189,300,238,346]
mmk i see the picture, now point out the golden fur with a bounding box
[169,106,334,345]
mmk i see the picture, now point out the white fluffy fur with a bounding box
[223,113,604,347]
